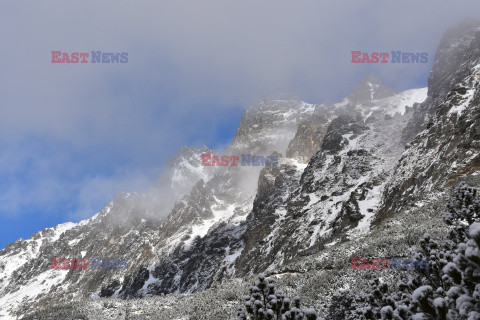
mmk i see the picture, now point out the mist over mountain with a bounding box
[1,20,480,319]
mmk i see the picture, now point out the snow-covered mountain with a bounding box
[2,20,480,320]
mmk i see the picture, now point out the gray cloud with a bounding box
[1,0,479,218]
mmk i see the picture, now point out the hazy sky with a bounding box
[1,0,479,248]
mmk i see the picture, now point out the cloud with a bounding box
[0,140,162,219]
[1,0,480,221]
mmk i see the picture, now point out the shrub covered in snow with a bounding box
[327,182,480,319]
[231,273,323,320]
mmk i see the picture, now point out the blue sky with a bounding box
[1,0,479,249]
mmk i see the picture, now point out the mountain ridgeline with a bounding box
[1,20,480,319]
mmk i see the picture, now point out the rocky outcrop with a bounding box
[376,21,480,223]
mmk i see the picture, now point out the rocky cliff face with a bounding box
[402,19,480,144]
[110,79,428,299]
[2,21,480,320]
[285,110,330,163]
[286,74,397,163]
[227,97,317,156]
[377,20,480,223]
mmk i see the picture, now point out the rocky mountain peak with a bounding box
[428,19,480,102]
[227,98,317,155]
[348,73,396,104]
[402,19,480,144]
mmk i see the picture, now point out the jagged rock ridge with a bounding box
[1,20,480,320]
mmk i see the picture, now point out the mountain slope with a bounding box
[2,21,480,320]
[111,84,427,299]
